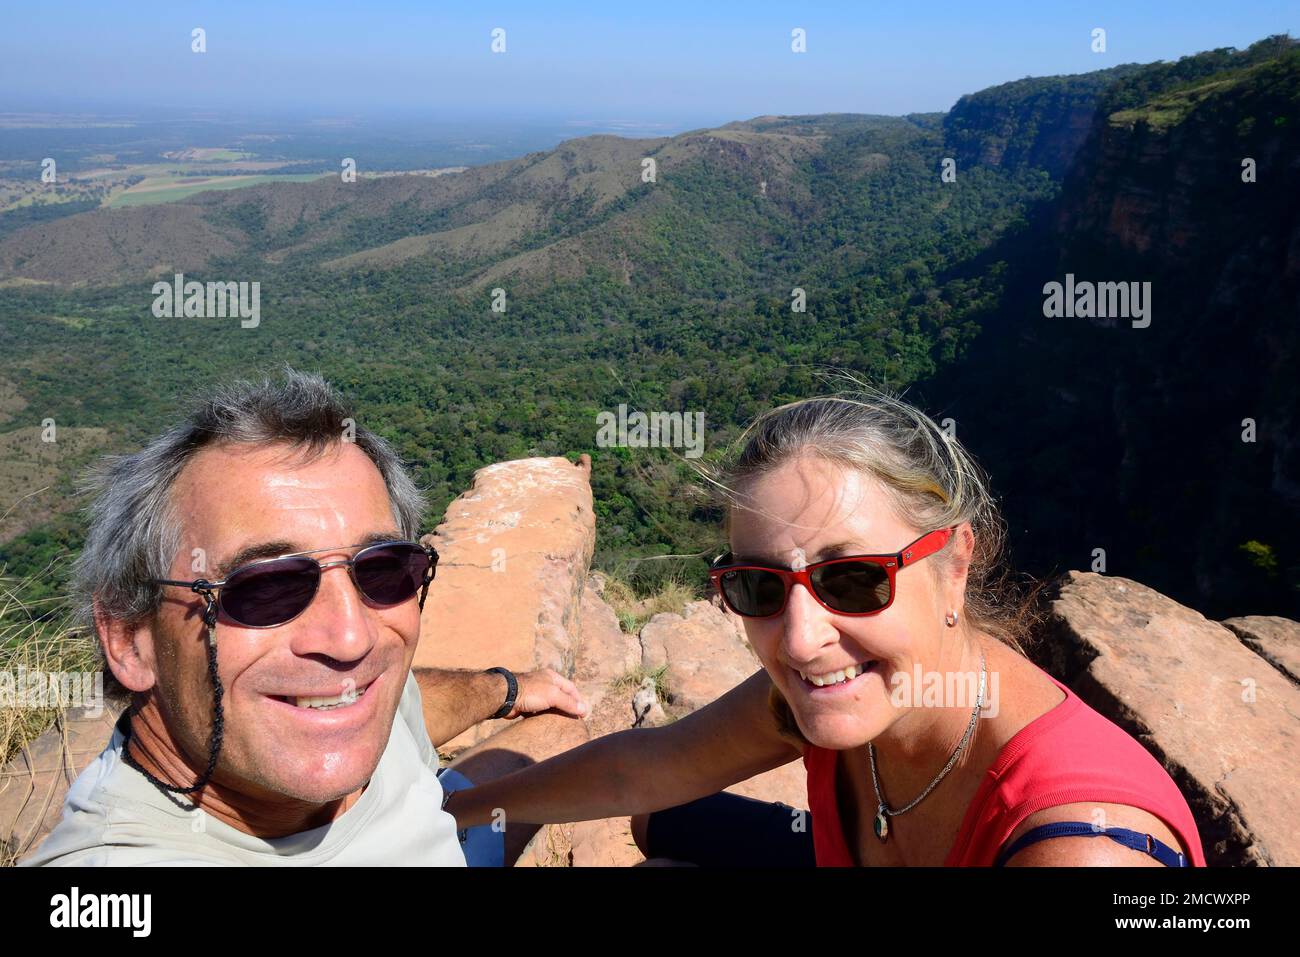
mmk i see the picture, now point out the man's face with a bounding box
[150,440,420,805]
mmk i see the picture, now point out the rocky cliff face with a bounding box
[1036,572,1298,866]
[927,44,1300,622]
[1048,51,1300,616]
[943,67,1138,179]
[1055,50,1300,270]
[3,455,1296,865]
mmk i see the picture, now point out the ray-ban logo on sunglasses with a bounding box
[152,540,437,628]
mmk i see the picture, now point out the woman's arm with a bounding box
[444,668,801,827]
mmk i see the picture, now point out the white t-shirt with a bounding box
[21,671,467,866]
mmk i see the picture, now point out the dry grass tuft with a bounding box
[0,561,98,770]
[601,573,696,635]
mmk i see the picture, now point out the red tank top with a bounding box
[803,668,1206,866]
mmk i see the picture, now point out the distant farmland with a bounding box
[106,172,329,207]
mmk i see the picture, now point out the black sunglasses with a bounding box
[154,540,438,628]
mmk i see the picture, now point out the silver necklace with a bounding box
[869,649,986,842]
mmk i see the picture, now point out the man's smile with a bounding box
[263,673,385,726]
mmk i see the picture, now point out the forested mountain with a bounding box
[926,37,1300,617]
[1,36,1295,619]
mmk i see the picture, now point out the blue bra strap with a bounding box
[994,822,1188,867]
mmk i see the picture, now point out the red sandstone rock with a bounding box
[1038,571,1300,866]
[640,600,761,713]
[1221,616,1300,686]
[572,581,642,716]
[416,454,594,675]
[415,454,594,751]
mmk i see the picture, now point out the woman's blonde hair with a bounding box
[705,377,1045,743]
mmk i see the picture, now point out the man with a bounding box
[22,368,588,866]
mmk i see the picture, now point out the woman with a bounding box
[446,387,1205,866]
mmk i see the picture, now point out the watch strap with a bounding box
[486,666,518,719]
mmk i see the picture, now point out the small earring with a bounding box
[945,610,959,627]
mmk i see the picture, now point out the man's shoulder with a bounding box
[24,845,227,867]
[20,743,238,867]
[395,668,439,771]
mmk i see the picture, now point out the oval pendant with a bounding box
[874,808,889,842]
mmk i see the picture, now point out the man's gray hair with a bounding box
[72,367,427,638]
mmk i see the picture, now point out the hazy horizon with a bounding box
[2,1,1295,129]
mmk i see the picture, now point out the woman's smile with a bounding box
[787,659,887,703]
[794,659,878,688]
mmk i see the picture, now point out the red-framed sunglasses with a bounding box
[153,540,437,628]
[708,527,955,619]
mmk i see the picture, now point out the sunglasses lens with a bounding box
[354,543,430,606]
[719,568,787,617]
[811,560,892,614]
[221,557,320,627]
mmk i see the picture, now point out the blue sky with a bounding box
[2,1,1295,125]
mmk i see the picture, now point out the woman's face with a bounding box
[729,454,954,751]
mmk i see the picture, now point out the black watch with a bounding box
[486,667,518,719]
